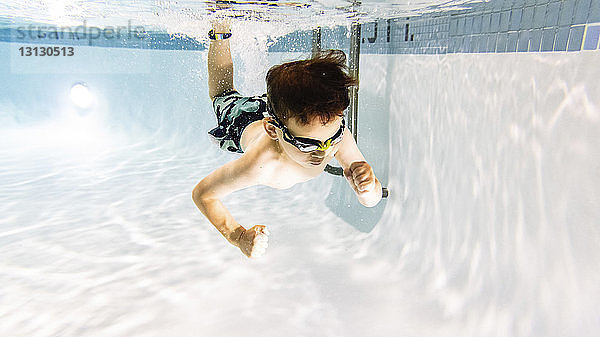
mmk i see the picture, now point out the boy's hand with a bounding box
[344,161,376,195]
[236,225,269,258]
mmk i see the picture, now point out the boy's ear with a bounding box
[262,118,278,140]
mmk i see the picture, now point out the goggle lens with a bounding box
[267,106,345,153]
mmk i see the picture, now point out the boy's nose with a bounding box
[314,146,335,157]
[312,150,325,158]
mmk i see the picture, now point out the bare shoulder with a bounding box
[193,150,259,200]
[242,135,281,185]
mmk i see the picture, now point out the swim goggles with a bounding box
[267,101,345,153]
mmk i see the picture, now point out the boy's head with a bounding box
[264,50,357,166]
[265,49,358,126]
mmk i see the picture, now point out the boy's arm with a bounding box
[334,127,383,207]
[192,153,263,250]
[208,20,235,100]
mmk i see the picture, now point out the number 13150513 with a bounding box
[18,46,75,56]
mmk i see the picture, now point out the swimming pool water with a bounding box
[1,0,600,336]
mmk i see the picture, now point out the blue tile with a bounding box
[473,16,482,34]
[590,0,600,23]
[479,34,489,51]
[456,36,465,52]
[568,25,585,50]
[497,32,508,51]
[521,6,535,30]
[448,37,455,52]
[529,29,542,51]
[535,0,547,5]
[583,25,600,49]
[518,30,530,51]
[487,34,498,51]
[470,35,479,52]
[506,31,519,51]
[541,28,556,51]
[475,1,488,11]
[554,27,570,50]
[533,5,547,28]
[574,0,591,24]
[545,2,560,27]
[495,0,509,10]
[513,0,526,7]
[465,35,477,53]
[559,0,576,26]
[457,17,466,35]
[500,10,511,31]
[465,16,474,34]
[450,18,458,36]
[460,36,468,52]
[481,14,492,33]
[510,8,523,30]
[525,0,537,6]
[491,12,502,32]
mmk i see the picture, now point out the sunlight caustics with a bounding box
[1,0,599,336]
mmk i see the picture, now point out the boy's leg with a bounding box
[208,21,235,100]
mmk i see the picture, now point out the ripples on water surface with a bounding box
[0,0,473,40]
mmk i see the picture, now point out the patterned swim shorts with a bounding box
[208,90,269,153]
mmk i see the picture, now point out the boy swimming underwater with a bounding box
[192,21,383,258]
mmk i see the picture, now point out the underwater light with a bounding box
[70,82,95,109]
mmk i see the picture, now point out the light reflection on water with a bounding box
[0,119,376,336]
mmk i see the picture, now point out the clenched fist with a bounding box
[235,225,269,258]
[343,161,376,194]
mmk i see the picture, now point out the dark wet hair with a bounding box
[266,49,358,126]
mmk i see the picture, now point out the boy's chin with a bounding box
[304,158,325,167]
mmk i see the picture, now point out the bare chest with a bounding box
[241,122,329,190]
[260,159,325,190]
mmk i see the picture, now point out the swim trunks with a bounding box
[208,90,269,153]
